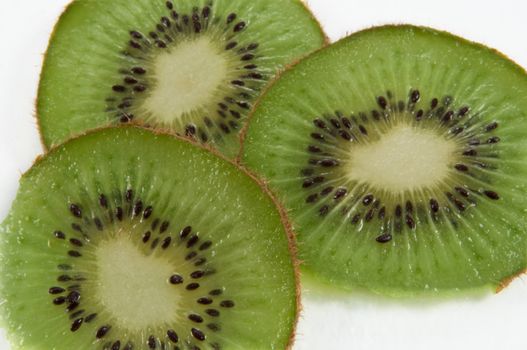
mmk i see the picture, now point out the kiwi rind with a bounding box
[0,125,300,350]
[36,0,328,158]
[239,24,527,296]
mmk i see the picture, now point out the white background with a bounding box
[1,0,527,349]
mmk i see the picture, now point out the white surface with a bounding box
[0,0,527,349]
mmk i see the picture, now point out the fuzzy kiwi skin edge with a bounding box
[6,124,301,350]
[35,0,329,153]
[237,24,527,296]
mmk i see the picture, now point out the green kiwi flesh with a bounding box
[0,127,297,349]
[37,0,326,158]
[241,25,527,296]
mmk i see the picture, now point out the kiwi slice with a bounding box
[36,0,326,158]
[240,25,527,295]
[0,126,298,349]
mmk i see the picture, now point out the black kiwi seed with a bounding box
[150,238,159,249]
[54,230,66,239]
[148,336,156,349]
[85,313,97,323]
[455,164,469,172]
[180,226,192,239]
[112,85,126,93]
[206,309,220,317]
[142,231,151,243]
[187,235,199,248]
[364,209,375,222]
[186,283,200,290]
[170,274,183,284]
[226,13,237,24]
[67,302,80,312]
[191,270,205,279]
[488,136,500,144]
[186,252,198,260]
[160,221,170,233]
[485,122,499,132]
[70,318,83,332]
[69,238,83,247]
[320,187,334,196]
[376,234,392,244]
[363,194,374,206]
[151,219,160,231]
[319,205,330,216]
[53,296,66,305]
[67,291,81,303]
[320,159,339,167]
[69,309,85,320]
[351,213,361,224]
[233,22,246,32]
[131,67,146,75]
[58,274,72,282]
[484,190,500,200]
[410,89,420,103]
[49,286,65,294]
[133,201,143,216]
[199,241,212,251]
[167,330,179,343]
[306,194,318,203]
[455,187,470,197]
[188,314,204,323]
[406,215,416,230]
[377,96,388,109]
[116,207,124,221]
[430,199,440,213]
[209,289,223,296]
[202,6,211,19]
[197,297,213,305]
[395,205,402,218]
[143,206,153,219]
[161,236,172,249]
[220,300,235,308]
[69,204,82,218]
[463,149,477,156]
[68,250,82,258]
[97,325,112,339]
[191,328,206,341]
[112,341,121,350]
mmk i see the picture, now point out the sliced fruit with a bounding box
[37,0,327,158]
[241,25,527,295]
[0,126,297,349]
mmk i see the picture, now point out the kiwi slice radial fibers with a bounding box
[241,25,527,296]
[0,127,297,349]
[37,0,326,158]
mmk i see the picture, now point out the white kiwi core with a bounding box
[347,125,457,193]
[141,36,230,123]
[95,233,180,331]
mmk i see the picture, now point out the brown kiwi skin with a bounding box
[35,0,329,154]
[236,23,527,293]
[25,124,301,349]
